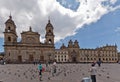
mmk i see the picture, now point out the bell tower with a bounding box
[68,40,73,48]
[4,15,17,45]
[73,40,79,48]
[45,20,54,45]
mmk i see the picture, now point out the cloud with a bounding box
[110,0,117,4]
[0,0,120,43]
[115,27,120,32]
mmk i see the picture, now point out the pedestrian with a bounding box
[52,61,57,76]
[97,60,102,67]
[90,63,97,82]
[46,61,48,68]
[38,63,43,81]
[92,61,96,66]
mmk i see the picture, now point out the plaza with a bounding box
[0,63,120,82]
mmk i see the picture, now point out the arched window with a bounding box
[112,58,114,61]
[81,58,82,60]
[109,58,111,61]
[94,58,96,60]
[49,30,51,32]
[48,39,52,44]
[8,27,11,32]
[64,55,66,58]
[88,58,89,60]
[106,58,108,61]
[84,58,86,60]
[9,52,10,56]
[103,58,105,60]
[65,59,66,61]
[91,58,93,60]
[8,37,11,41]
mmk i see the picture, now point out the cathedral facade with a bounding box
[4,16,55,63]
[3,16,119,63]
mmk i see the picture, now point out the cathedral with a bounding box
[4,15,55,63]
[3,16,119,63]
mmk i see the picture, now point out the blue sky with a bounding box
[0,0,120,52]
[56,8,120,49]
[56,0,80,11]
[55,0,120,50]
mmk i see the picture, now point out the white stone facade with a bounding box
[55,49,69,62]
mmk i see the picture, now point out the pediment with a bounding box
[21,31,39,35]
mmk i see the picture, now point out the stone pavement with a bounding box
[0,63,120,82]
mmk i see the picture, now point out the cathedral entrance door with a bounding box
[71,50,77,63]
[18,55,22,62]
[29,55,34,62]
[72,57,76,62]
[40,56,44,62]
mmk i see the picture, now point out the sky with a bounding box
[0,0,120,52]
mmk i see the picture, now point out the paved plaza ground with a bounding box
[0,63,120,82]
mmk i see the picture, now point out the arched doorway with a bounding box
[40,55,44,62]
[71,50,77,62]
[18,55,22,62]
[72,56,77,62]
[29,55,34,62]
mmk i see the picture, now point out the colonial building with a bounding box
[57,40,118,63]
[4,16,55,63]
[55,49,69,62]
[79,45,118,63]
[118,52,120,61]
[3,16,119,63]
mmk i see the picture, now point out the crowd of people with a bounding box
[37,60,102,82]
[0,58,103,82]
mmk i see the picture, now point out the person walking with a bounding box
[38,63,43,81]
[97,60,102,67]
[90,64,97,82]
[52,61,57,77]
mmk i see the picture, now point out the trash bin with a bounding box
[82,77,91,82]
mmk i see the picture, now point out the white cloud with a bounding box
[0,0,120,43]
[110,0,117,4]
[115,27,120,32]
